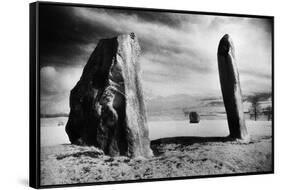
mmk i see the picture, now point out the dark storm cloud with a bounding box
[39,5,117,67]
[39,5,184,68]
[39,5,184,67]
[39,5,212,73]
[39,4,272,114]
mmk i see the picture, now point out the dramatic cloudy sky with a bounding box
[39,4,272,114]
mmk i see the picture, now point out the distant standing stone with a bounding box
[217,34,249,140]
[189,112,200,123]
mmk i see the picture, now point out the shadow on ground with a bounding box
[151,136,236,156]
[151,136,231,145]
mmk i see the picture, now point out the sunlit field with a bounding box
[41,117,271,147]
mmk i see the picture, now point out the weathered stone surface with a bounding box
[65,33,153,158]
[217,34,249,140]
[189,112,200,123]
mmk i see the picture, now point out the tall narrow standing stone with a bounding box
[217,34,249,140]
[65,33,153,158]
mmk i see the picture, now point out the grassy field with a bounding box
[40,118,272,186]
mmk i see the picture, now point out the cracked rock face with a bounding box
[65,33,153,158]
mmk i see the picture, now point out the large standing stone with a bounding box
[65,33,153,158]
[217,34,249,140]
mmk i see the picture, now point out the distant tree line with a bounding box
[247,93,272,121]
[181,92,272,121]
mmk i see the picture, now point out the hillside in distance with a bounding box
[146,94,226,121]
[146,92,272,121]
[40,92,271,121]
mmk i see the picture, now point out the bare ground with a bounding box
[40,134,272,186]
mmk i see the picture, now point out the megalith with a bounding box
[65,33,153,158]
[217,34,249,140]
[189,112,200,123]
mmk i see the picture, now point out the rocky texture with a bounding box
[65,33,153,158]
[41,135,272,185]
[189,112,200,123]
[217,34,249,140]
